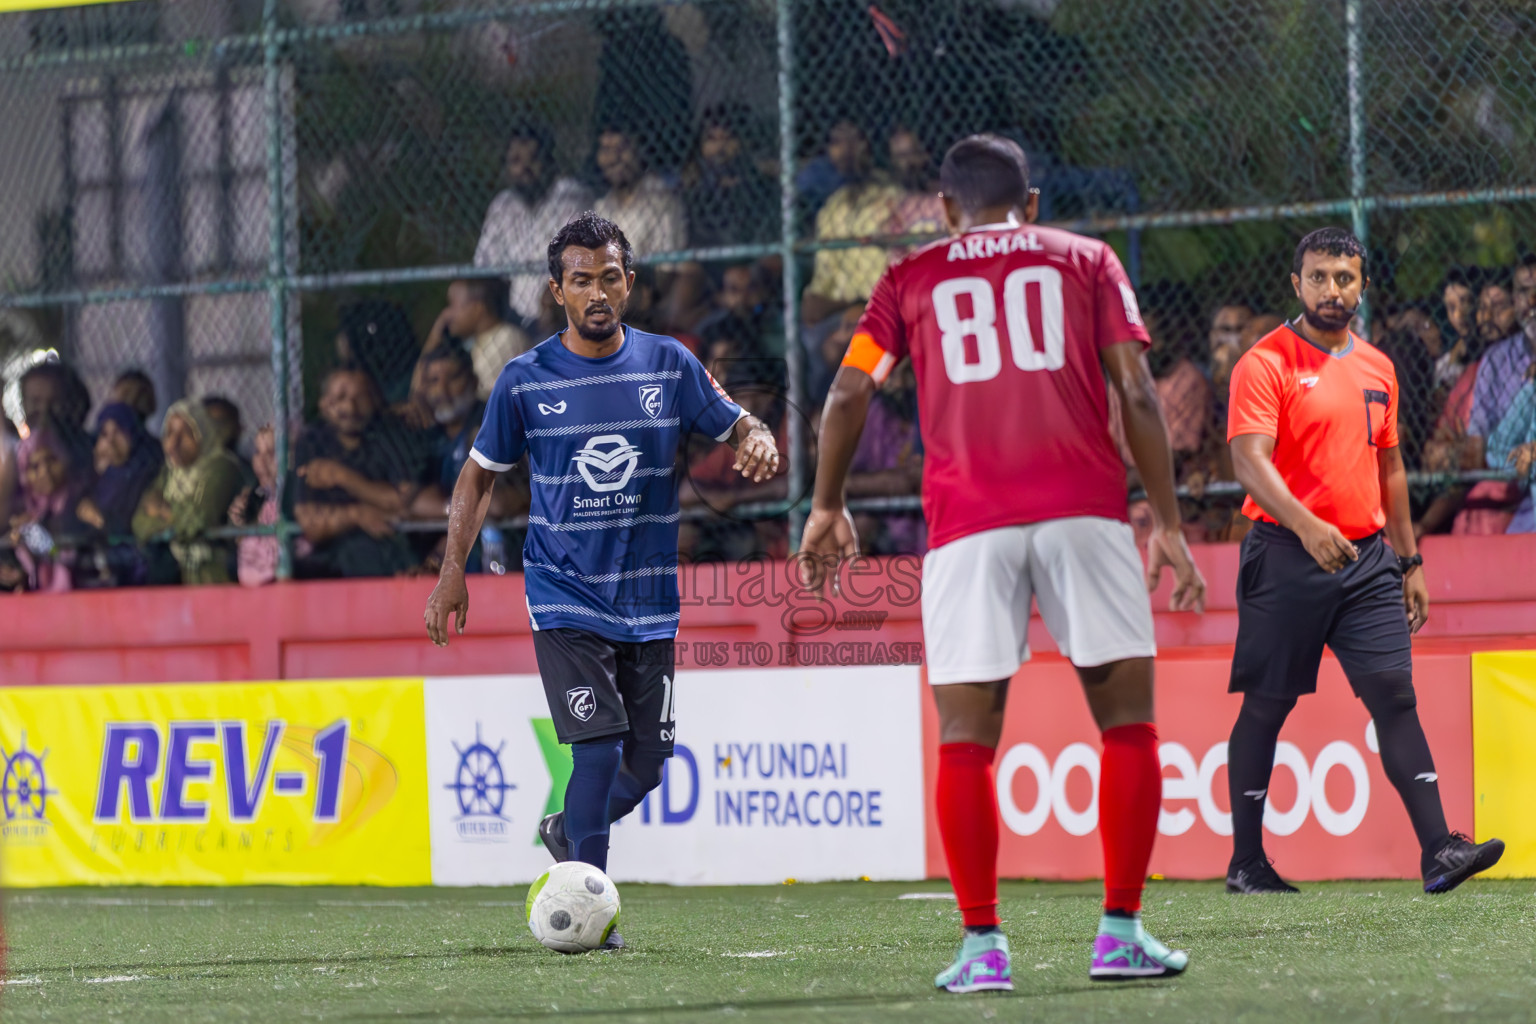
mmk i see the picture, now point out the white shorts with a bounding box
[922,517,1157,684]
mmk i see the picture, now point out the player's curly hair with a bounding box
[1292,226,1369,280]
[548,211,634,285]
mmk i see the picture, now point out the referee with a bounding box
[1224,227,1503,895]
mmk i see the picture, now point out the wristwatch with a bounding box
[1398,553,1424,574]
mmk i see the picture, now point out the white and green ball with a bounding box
[526,862,621,953]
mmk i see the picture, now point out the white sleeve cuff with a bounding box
[470,447,514,472]
[715,407,748,443]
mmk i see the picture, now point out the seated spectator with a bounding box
[593,126,686,261]
[885,124,945,241]
[475,123,593,328]
[6,417,92,592]
[695,262,783,369]
[1238,312,1283,354]
[132,399,244,585]
[203,395,255,488]
[420,346,484,498]
[231,425,287,588]
[1208,302,1253,362]
[1452,271,1530,532]
[336,300,420,406]
[1487,369,1536,499]
[417,345,529,570]
[110,368,158,426]
[1473,306,1536,534]
[422,278,531,402]
[292,364,435,578]
[76,402,162,586]
[683,104,778,249]
[593,125,700,330]
[20,357,92,436]
[800,121,902,327]
[847,359,924,555]
[1437,268,1480,388]
[804,302,866,407]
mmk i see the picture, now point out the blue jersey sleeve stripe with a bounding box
[469,447,514,472]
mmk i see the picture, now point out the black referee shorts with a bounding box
[1229,522,1412,698]
[532,627,676,748]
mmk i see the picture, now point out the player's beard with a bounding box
[576,298,626,342]
[1301,300,1353,332]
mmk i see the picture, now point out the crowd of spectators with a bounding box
[6,102,1536,592]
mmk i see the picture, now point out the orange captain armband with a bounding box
[841,331,897,384]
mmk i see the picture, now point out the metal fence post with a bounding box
[777,0,806,549]
[1346,0,1370,332]
[263,0,292,580]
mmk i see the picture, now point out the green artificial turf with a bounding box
[3,879,1534,1022]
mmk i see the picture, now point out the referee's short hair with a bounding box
[548,211,634,285]
[939,134,1030,214]
[1293,226,1369,280]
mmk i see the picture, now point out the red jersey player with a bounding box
[800,135,1206,992]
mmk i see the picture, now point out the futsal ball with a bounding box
[526,861,621,953]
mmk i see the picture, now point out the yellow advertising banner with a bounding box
[0,679,430,886]
[0,0,135,11]
[1471,651,1536,877]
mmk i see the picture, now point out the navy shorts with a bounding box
[532,628,676,748]
[1229,523,1413,698]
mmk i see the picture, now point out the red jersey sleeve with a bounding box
[1093,244,1152,350]
[854,266,907,352]
[1227,348,1285,441]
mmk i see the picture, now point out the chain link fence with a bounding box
[0,0,1533,589]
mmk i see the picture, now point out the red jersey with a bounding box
[1227,323,1398,539]
[844,222,1150,549]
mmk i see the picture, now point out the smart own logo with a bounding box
[571,434,642,492]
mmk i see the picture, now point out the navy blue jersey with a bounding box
[470,327,744,642]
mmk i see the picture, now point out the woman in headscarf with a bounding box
[76,402,163,585]
[7,416,93,592]
[133,398,244,585]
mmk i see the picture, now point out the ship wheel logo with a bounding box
[446,723,517,820]
[1,732,56,822]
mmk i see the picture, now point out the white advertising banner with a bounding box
[424,667,925,885]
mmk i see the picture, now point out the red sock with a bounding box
[1099,722,1161,914]
[937,742,1000,928]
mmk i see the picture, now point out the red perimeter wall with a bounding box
[0,534,1531,686]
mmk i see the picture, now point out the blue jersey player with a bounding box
[424,213,779,947]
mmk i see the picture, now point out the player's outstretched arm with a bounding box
[1102,342,1207,613]
[798,365,874,599]
[424,459,496,647]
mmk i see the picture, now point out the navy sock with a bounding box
[565,739,623,872]
[606,746,668,823]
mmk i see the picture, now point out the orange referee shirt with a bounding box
[1227,322,1398,539]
